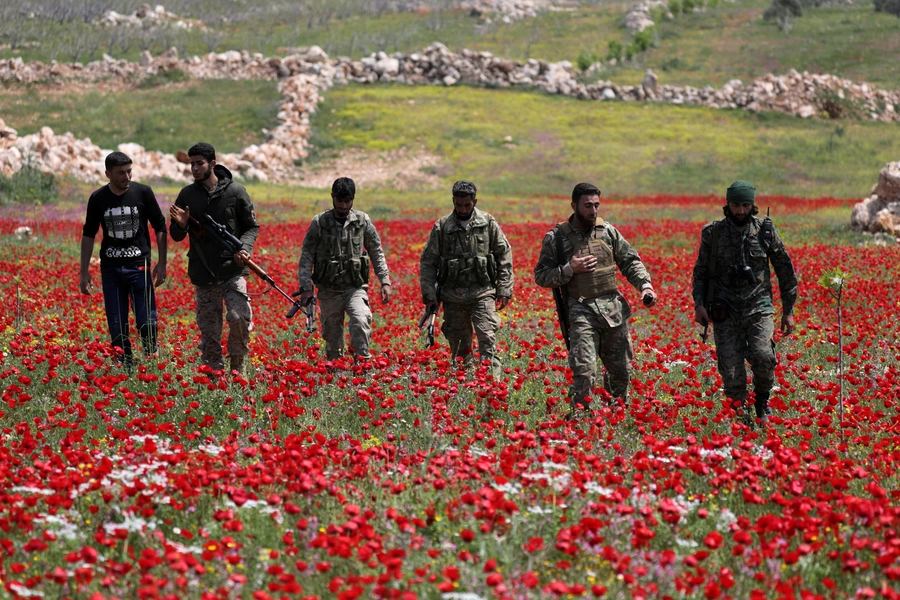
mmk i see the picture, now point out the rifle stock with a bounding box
[552,287,570,350]
[191,213,305,320]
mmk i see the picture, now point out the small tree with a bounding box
[764,0,803,32]
[818,267,850,441]
[874,0,900,17]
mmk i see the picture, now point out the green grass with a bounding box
[307,83,900,199]
[0,79,280,155]
[625,0,900,88]
[4,2,900,91]
[0,7,631,66]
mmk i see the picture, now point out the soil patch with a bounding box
[292,148,444,190]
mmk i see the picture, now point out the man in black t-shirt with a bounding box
[80,151,168,367]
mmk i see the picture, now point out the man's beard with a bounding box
[724,206,750,225]
[574,212,595,229]
[455,211,472,221]
[195,167,212,182]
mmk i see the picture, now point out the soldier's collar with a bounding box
[449,208,486,229]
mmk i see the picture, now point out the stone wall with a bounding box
[2,43,899,184]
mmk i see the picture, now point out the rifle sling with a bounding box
[705,220,720,304]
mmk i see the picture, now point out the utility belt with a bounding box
[438,255,496,287]
[313,255,370,288]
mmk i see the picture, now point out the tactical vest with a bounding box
[312,211,370,288]
[437,215,497,288]
[558,221,618,300]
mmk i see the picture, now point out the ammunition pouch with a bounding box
[709,299,729,323]
[349,255,370,287]
[440,255,494,288]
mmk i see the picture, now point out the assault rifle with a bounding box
[286,291,317,333]
[190,213,306,320]
[418,303,438,348]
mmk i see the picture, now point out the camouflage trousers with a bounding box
[195,276,252,371]
[712,311,776,402]
[319,287,372,360]
[442,298,502,377]
[568,301,633,407]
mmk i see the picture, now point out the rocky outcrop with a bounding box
[852,162,900,237]
[96,3,205,30]
[464,0,558,23]
[3,43,900,185]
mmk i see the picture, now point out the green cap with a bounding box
[726,180,756,204]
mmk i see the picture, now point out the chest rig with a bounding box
[437,216,497,288]
[558,220,618,300]
[313,211,369,288]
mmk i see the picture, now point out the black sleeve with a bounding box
[145,186,166,233]
[81,190,102,238]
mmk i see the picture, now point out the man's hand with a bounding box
[496,296,511,311]
[298,290,314,305]
[425,300,439,315]
[694,305,710,327]
[234,249,250,266]
[381,284,393,304]
[781,313,795,336]
[169,204,190,229]
[152,262,167,287]
[641,287,658,307]
[569,253,597,274]
[80,272,93,295]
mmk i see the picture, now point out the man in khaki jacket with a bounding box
[297,178,392,362]
[420,180,513,377]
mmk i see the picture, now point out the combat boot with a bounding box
[754,391,771,426]
[730,398,754,428]
[229,354,246,375]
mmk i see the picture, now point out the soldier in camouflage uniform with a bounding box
[692,180,798,425]
[297,178,392,362]
[420,180,514,377]
[534,183,657,412]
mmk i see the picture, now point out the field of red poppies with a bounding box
[0,194,899,600]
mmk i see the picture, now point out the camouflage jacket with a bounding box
[691,216,798,318]
[534,216,652,328]
[298,208,391,293]
[420,208,514,304]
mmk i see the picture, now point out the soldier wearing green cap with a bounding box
[691,181,798,426]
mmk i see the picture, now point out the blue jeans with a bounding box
[101,264,158,361]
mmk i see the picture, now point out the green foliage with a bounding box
[576,49,598,72]
[764,0,804,32]
[0,80,280,155]
[135,68,188,89]
[816,88,865,119]
[0,165,57,205]
[607,40,624,62]
[669,0,683,16]
[818,267,851,295]
[631,27,656,54]
[874,0,900,17]
[683,0,697,14]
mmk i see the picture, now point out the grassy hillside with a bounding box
[634,0,900,88]
[0,79,280,155]
[308,83,899,199]
[4,2,900,89]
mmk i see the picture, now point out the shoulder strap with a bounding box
[555,222,568,267]
[705,220,721,303]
